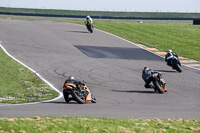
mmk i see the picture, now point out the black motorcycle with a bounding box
[167,55,182,72]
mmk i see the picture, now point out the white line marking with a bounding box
[0,43,63,106]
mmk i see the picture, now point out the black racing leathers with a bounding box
[142,69,154,88]
[63,79,82,102]
[165,52,177,66]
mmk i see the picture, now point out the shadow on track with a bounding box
[154,70,177,73]
[42,101,80,104]
[66,31,89,33]
[75,45,163,60]
[111,89,156,94]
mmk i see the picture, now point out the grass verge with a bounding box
[0,47,58,104]
[0,116,199,133]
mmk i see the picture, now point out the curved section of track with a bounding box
[0,20,200,119]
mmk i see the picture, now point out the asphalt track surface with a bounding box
[0,19,200,119]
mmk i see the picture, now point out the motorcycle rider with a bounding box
[142,67,155,88]
[84,15,93,27]
[63,76,83,103]
[165,49,177,66]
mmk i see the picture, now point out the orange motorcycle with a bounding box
[63,81,96,104]
[152,71,167,94]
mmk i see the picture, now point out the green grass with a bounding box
[0,116,199,133]
[0,48,58,104]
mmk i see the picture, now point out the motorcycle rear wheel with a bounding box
[71,89,86,104]
[153,80,164,94]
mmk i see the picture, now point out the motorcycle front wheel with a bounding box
[91,94,97,103]
[87,25,93,33]
[71,89,86,104]
[175,63,182,72]
[63,90,70,103]
[153,80,164,94]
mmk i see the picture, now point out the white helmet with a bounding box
[86,15,90,19]
[168,49,172,53]
[143,67,149,71]
[67,76,74,80]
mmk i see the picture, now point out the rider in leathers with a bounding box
[63,76,83,103]
[142,67,155,88]
[84,15,93,27]
[165,49,177,66]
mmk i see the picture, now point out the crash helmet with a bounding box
[67,76,75,80]
[168,49,172,53]
[86,15,90,20]
[143,67,149,71]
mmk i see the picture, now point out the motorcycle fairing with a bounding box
[63,83,76,89]
[82,84,92,102]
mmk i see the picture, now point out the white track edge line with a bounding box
[0,43,63,106]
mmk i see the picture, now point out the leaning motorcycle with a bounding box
[151,71,167,94]
[86,21,93,33]
[63,81,96,104]
[165,55,182,72]
[170,56,182,72]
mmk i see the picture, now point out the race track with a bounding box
[0,19,200,119]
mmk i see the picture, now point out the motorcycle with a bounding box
[170,56,182,72]
[166,55,182,72]
[86,21,93,33]
[151,71,167,94]
[63,81,96,104]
